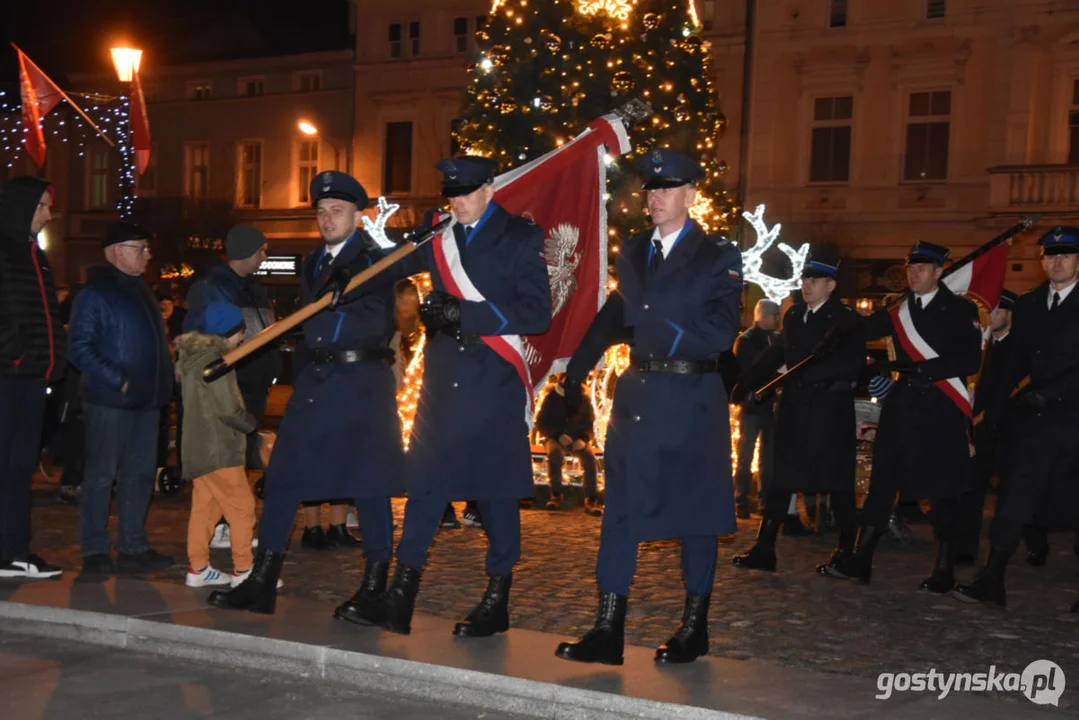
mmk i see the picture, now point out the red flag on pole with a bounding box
[129,70,152,176]
[491,114,633,395]
[15,46,64,169]
[942,239,1010,318]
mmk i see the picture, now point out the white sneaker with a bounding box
[210,523,231,550]
[0,554,63,579]
[230,568,283,589]
[346,507,360,529]
[186,565,231,587]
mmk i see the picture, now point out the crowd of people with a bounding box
[0,143,1076,668]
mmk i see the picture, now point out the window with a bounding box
[239,141,262,208]
[904,90,951,181]
[702,1,715,31]
[184,143,209,201]
[1069,80,1079,165]
[383,122,413,194]
[409,21,420,56]
[476,15,488,33]
[389,23,402,58]
[239,77,264,97]
[295,71,322,92]
[88,151,109,209]
[186,81,212,100]
[297,140,319,204]
[454,17,468,53]
[829,0,847,28]
[926,0,946,19]
[809,96,852,183]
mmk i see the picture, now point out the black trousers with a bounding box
[0,376,47,560]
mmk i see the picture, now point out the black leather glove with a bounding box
[317,266,352,310]
[812,328,841,358]
[420,291,462,336]
[1013,387,1048,412]
[564,381,583,412]
[868,359,920,376]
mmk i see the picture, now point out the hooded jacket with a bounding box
[175,332,255,480]
[0,176,66,379]
[68,263,174,410]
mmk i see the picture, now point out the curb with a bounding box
[0,601,764,720]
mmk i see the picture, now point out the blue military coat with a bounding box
[405,202,551,500]
[573,220,742,542]
[264,230,405,501]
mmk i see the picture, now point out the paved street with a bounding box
[20,465,1079,713]
[0,632,519,720]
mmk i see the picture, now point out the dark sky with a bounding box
[2,0,352,85]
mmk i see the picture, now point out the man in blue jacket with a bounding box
[68,222,175,576]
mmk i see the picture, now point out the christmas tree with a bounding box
[456,0,736,257]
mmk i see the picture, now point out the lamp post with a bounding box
[110,47,143,219]
[110,48,143,82]
[298,120,340,171]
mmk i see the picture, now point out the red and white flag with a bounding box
[129,70,152,176]
[943,239,1010,321]
[15,46,64,169]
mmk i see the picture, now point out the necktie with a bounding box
[317,252,333,280]
[649,239,664,278]
[914,296,923,311]
[1051,292,1060,312]
[465,225,475,245]
[804,309,814,324]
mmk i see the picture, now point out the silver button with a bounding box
[633,415,641,422]
[316,336,322,342]
[453,382,459,388]
[459,346,465,353]
[643,304,650,310]
[306,398,314,404]
[648,353,655,359]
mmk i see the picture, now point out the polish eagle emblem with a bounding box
[542,223,581,317]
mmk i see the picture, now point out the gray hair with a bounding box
[754,299,780,319]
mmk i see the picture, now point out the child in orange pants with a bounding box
[176,302,257,587]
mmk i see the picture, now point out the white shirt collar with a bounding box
[1049,279,1078,308]
[323,236,351,261]
[914,286,939,308]
[650,223,685,259]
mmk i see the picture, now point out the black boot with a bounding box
[301,526,329,550]
[919,539,956,594]
[655,593,710,664]
[817,527,856,577]
[454,574,512,637]
[782,513,814,537]
[834,526,883,584]
[334,559,389,626]
[207,548,284,614]
[326,523,363,549]
[555,591,627,665]
[953,547,1008,608]
[378,563,422,635]
[732,518,780,571]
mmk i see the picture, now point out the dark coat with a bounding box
[536,388,595,443]
[264,231,405,501]
[863,284,982,499]
[0,177,66,380]
[771,297,865,493]
[404,202,552,500]
[568,220,743,542]
[990,283,1079,527]
[732,325,779,414]
[184,261,282,389]
[68,264,173,410]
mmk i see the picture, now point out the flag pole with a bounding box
[12,43,116,148]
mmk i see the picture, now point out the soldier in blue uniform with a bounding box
[208,171,405,614]
[954,228,1079,610]
[554,149,743,666]
[368,156,552,637]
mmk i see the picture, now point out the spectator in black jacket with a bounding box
[536,375,600,516]
[68,221,175,576]
[0,176,66,579]
[732,299,780,519]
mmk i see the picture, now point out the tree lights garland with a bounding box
[741,204,809,303]
[0,90,138,218]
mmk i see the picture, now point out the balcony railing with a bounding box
[989,165,1079,213]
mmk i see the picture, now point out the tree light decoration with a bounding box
[362,196,401,249]
[576,0,638,21]
[740,204,809,303]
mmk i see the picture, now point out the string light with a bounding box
[740,204,810,303]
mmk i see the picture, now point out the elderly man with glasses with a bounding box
[68,222,176,577]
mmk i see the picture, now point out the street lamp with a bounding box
[110,47,143,82]
[297,119,339,170]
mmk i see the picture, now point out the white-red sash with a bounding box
[889,300,973,418]
[430,214,535,427]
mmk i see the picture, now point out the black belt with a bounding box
[633,357,721,374]
[310,348,393,364]
[457,334,488,346]
[896,375,935,390]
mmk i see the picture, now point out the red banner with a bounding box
[130,71,152,176]
[15,46,64,169]
[491,115,632,391]
[942,239,1010,320]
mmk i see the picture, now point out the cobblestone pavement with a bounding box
[23,465,1079,712]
